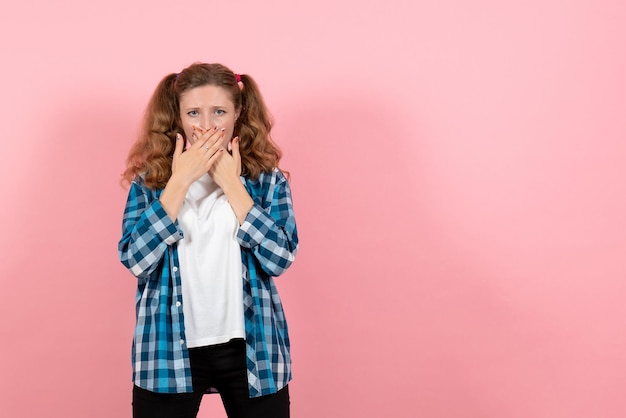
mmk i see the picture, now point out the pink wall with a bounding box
[1,1,625,417]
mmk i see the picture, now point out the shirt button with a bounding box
[180,339,185,345]
[176,301,181,307]
[173,266,178,272]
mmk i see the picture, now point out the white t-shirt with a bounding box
[177,174,245,348]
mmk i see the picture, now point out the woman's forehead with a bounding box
[180,85,234,107]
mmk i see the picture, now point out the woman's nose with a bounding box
[199,115,213,131]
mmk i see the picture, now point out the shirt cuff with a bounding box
[237,204,270,248]
[147,200,184,245]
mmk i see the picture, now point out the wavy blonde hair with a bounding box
[122,63,284,189]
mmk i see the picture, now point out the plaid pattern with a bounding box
[118,169,298,396]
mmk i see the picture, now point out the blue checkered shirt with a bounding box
[118,169,298,396]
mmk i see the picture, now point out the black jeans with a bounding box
[132,339,290,418]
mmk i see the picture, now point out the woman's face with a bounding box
[179,84,240,148]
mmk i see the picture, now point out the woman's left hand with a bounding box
[210,136,253,224]
[209,136,241,189]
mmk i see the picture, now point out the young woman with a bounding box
[118,62,298,418]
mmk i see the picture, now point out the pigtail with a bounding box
[236,74,285,179]
[122,73,180,189]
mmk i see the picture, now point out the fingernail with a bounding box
[221,128,226,131]
[176,133,182,140]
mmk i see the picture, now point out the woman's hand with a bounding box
[171,127,225,186]
[210,137,254,224]
[159,127,225,221]
[209,136,241,189]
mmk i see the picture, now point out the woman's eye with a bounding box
[215,109,226,116]
[187,110,199,117]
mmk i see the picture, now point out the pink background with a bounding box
[1,1,625,417]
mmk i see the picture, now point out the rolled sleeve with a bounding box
[236,171,298,277]
[143,200,183,245]
[119,180,184,279]
[238,205,272,248]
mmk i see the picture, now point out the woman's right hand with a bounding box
[159,127,225,221]
[171,127,225,185]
